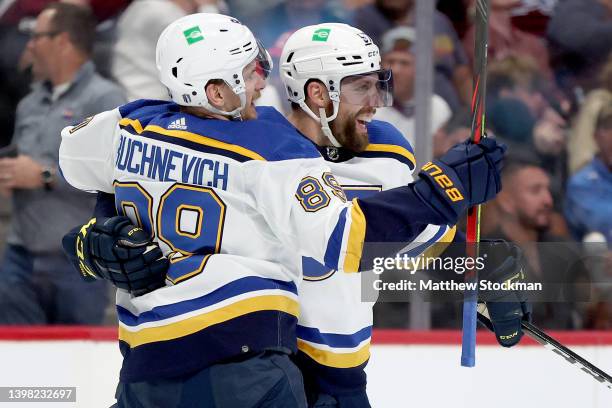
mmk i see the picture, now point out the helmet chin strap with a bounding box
[203,92,246,121]
[298,99,342,147]
[318,107,342,147]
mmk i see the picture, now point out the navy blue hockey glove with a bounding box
[413,137,506,224]
[62,216,169,296]
[478,240,531,347]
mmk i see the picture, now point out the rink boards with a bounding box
[0,328,611,407]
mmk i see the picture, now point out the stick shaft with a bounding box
[477,311,612,389]
[461,0,490,368]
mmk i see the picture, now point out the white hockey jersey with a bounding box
[257,108,456,393]
[59,101,370,381]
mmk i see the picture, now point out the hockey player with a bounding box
[275,24,452,407]
[60,14,510,408]
[270,23,531,407]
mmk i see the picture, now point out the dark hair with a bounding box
[206,79,225,87]
[501,150,544,182]
[44,2,96,55]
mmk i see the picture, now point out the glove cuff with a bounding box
[62,220,100,282]
[491,317,523,347]
[413,160,468,225]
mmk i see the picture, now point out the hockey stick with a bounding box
[461,0,490,368]
[477,305,612,389]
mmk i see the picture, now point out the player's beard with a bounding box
[330,107,374,153]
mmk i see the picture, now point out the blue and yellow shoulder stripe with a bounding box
[117,100,321,163]
[258,106,416,170]
[361,120,416,170]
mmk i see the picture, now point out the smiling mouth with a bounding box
[356,116,372,131]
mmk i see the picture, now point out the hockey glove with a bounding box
[478,240,532,347]
[413,138,506,224]
[62,216,169,296]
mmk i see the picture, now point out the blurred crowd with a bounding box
[0,0,610,329]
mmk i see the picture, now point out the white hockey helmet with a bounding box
[156,13,272,119]
[279,23,393,146]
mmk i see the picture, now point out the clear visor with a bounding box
[254,39,273,80]
[339,69,394,107]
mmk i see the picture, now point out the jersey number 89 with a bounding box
[114,181,226,284]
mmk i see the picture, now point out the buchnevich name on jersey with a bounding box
[115,133,229,189]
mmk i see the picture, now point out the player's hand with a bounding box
[62,216,169,296]
[435,137,505,207]
[479,240,531,347]
[413,137,505,224]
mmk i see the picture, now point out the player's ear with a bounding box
[205,80,226,109]
[305,80,330,110]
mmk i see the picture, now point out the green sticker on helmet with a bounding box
[312,28,331,42]
[183,26,204,45]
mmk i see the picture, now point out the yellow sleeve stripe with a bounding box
[118,118,266,161]
[119,117,144,133]
[297,339,370,368]
[365,143,416,167]
[343,200,366,273]
[119,295,299,348]
[441,225,457,243]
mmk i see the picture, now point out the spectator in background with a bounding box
[0,3,125,324]
[487,55,549,119]
[354,0,472,111]
[84,0,131,80]
[463,0,552,79]
[0,0,128,147]
[487,154,586,329]
[510,0,558,37]
[0,0,49,148]
[112,0,226,101]
[433,108,471,159]
[375,26,452,145]
[486,55,569,215]
[0,196,9,261]
[547,0,612,102]
[487,97,535,147]
[565,104,612,243]
[568,56,612,175]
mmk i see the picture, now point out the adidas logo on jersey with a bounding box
[168,117,187,130]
